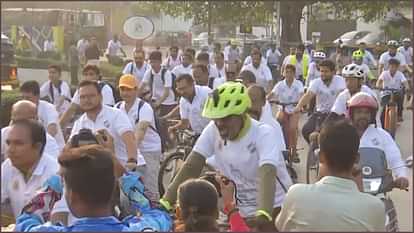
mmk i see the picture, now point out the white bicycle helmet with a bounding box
[342,64,365,79]
[402,38,411,43]
[312,51,326,60]
[387,40,399,47]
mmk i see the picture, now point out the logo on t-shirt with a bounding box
[247,142,257,154]
[371,138,380,146]
[104,120,110,128]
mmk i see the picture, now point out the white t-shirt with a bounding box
[306,62,320,87]
[266,49,282,65]
[70,105,144,166]
[224,47,241,63]
[259,104,286,150]
[77,39,89,56]
[71,82,115,106]
[1,154,59,218]
[163,56,182,71]
[171,64,193,78]
[379,51,406,71]
[398,46,413,66]
[308,75,346,113]
[196,119,292,217]
[241,63,273,89]
[271,79,304,114]
[43,40,56,52]
[107,40,122,56]
[142,68,177,105]
[40,80,72,115]
[179,85,212,134]
[214,64,226,79]
[37,100,65,148]
[1,126,61,160]
[378,70,407,90]
[360,125,407,178]
[207,64,219,79]
[243,56,267,66]
[116,98,162,153]
[213,77,226,90]
[122,62,150,82]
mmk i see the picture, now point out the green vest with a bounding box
[290,54,310,79]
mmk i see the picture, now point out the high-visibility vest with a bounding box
[290,54,310,79]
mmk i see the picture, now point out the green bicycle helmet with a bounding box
[352,50,364,59]
[202,81,251,119]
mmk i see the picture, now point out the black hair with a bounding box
[249,84,266,102]
[297,44,305,51]
[78,80,101,95]
[196,52,210,62]
[12,119,46,155]
[20,80,40,96]
[192,63,208,74]
[170,46,179,52]
[239,70,256,84]
[149,51,162,61]
[48,64,62,74]
[176,73,194,85]
[178,179,219,232]
[186,48,196,58]
[319,59,336,71]
[319,120,359,173]
[82,65,101,76]
[388,58,400,65]
[59,146,115,207]
[214,52,224,59]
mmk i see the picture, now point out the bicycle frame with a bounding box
[381,88,400,138]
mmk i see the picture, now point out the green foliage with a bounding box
[16,56,69,71]
[99,61,123,80]
[0,90,21,128]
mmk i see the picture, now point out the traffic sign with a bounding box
[123,16,155,40]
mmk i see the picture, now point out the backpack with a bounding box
[98,81,121,104]
[115,100,166,153]
[149,68,178,101]
[42,80,71,104]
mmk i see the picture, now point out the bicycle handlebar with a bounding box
[269,100,298,107]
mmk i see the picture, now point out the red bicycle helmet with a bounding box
[347,92,378,120]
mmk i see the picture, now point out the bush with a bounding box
[0,90,21,128]
[99,61,123,81]
[16,56,69,71]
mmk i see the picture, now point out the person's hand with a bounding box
[351,164,363,192]
[394,177,409,190]
[218,175,235,208]
[96,129,114,152]
[292,106,301,114]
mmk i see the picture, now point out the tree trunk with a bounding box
[279,1,308,52]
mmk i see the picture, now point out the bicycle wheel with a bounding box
[306,144,319,184]
[158,152,185,197]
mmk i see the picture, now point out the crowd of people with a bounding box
[1,33,412,232]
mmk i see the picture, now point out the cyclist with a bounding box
[163,46,182,71]
[268,64,304,162]
[213,52,226,81]
[293,59,346,144]
[351,50,375,87]
[329,44,351,75]
[224,39,241,64]
[171,49,194,78]
[160,82,292,231]
[243,46,267,67]
[281,44,310,85]
[266,43,283,83]
[379,40,411,74]
[122,50,150,83]
[398,38,413,72]
[306,51,326,88]
[347,93,409,188]
[168,74,212,136]
[196,52,219,80]
[357,42,378,68]
[377,58,411,124]
[106,34,127,65]
[241,47,273,92]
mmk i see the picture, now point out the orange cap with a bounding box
[118,74,138,89]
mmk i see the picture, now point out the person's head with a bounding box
[20,81,40,104]
[58,145,116,217]
[270,43,276,50]
[402,38,411,48]
[358,42,367,50]
[295,44,305,58]
[82,65,101,81]
[196,53,210,66]
[149,51,162,71]
[225,62,239,81]
[11,100,38,123]
[319,120,360,175]
[175,74,195,100]
[113,34,118,41]
[170,46,179,58]
[251,47,262,67]
[6,119,46,171]
[186,48,196,60]
[177,179,219,232]
[318,59,336,82]
[387,40,399,55]
[348,92,378,130]
[283,64,296,81]
[78,80,102,112]
[133,50,145,67]
[214,52,224,68]
[230,39,237,49]
[388,58,400,73]
[202,82,251,141]
[192,63,209,86]
[342,64,365,95]
[247,85,266,120]
[182,51,193,66]
[48,64,62,83]
[118,74,138,103]
[239,70,256,87]
[312,51,326,64]
[352,50,364,65]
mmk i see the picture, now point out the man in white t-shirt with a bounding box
[115,74,161,203]
[122,50,150,82]
[160,82,292,231]
[1,120,59,221]
[224,39,241,64]
[398,38,413,67]
[1,100,61,161]
[294,59,346,143]
[268,64,304,162]
[171,49,194,78]
[20,81,65,148]
[214,52,226,80]
[241,47,273,93]
[196,52,219,80]
[43,37,56,52]
[377,58,411,125]
[59,65,115,130]
[106,34,126,64]
[77,36,89,65]
[266,44,283,83]
[163,46,182,71]
[379,40,411,74]
[40,65,72,115]
[168,74,212,136]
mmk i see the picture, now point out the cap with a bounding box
[119,74,138,89]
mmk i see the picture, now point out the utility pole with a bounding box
[207,1,212,46]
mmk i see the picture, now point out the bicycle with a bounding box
[379,87,402,139]
[158,129,214,197]
[305,112,326,184]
